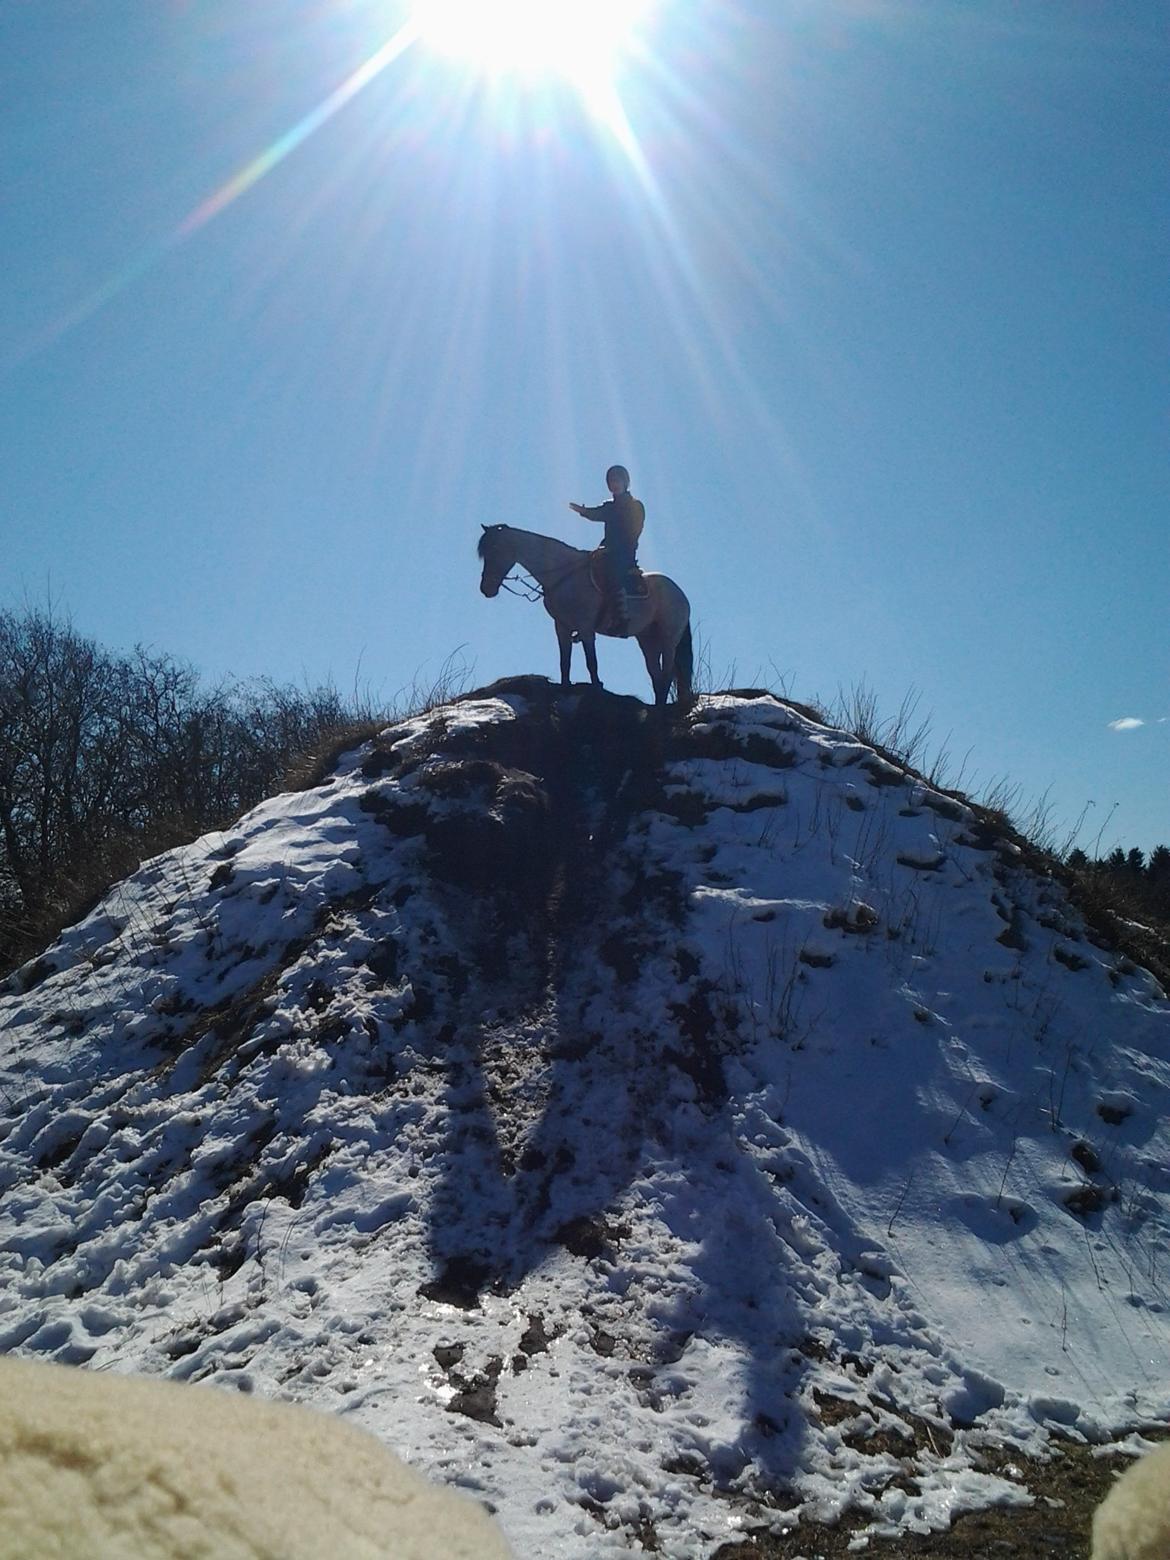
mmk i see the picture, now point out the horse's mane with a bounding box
[477,525,584,564]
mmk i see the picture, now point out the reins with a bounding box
[499,572,544,601]
[495,553,592,601]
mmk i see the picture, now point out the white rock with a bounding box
[0,1356,510,1559]
[1093,1442,1170,1560]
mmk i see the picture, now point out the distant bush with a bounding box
[0,608,356,974]
[1066,844,1170,922]
[1059,845,1170,988]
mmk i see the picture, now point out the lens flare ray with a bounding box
[178,20,419,240]
[6,18,420,369]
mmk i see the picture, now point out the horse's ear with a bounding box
[481,523,489,531]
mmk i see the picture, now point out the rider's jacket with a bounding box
[578,494,644,565]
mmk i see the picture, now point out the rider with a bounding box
[569,465,644,635]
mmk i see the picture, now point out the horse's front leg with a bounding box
[582,633,603,689]
[555,620,574,689]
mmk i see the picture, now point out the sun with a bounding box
[411,0,653,125]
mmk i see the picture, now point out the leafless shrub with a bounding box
[828,683,933,773]
[0,606,469,975]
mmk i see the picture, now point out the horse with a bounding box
[477,525,693,707]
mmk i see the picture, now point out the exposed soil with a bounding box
[713,1439,1158,1559]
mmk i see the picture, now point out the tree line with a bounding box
[1066,844,1170,925]
[0,607,356,974]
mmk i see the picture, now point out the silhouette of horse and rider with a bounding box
[478,465,692,708]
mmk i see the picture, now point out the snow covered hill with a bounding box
[2,679,1168,1557]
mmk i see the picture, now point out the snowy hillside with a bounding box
[1,679,1168,1557]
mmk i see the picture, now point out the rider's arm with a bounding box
[575,502,611,523]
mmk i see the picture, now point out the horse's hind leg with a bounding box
[581,634,603,689]
[654,659,671,706]
[555,621,574,689]
[638,633,668,706]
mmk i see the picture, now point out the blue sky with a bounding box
[3,0,1167,851]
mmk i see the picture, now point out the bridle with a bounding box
[481,529,587,602]
[499,572,544,601]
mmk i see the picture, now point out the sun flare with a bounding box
[411,0,653,128]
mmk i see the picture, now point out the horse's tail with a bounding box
[673,623,694,705]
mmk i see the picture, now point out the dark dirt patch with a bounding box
[823,903,880,935]
[1070,1141,1102,1176]
[620,869,687,923]
[921,793,968,823]
[656,791,711,827]
[433,1341,464,1371]
[712,1439,1150,1559]
[955,822,1008,852]
[1053,945,1090,972]
[364,939,400,983]
[419,1255,495,1309]
[1096,1100,1131,1127]
[861,757,906,788]
[359,793,429,836]
[447,1355,503,1427]
[15,957,58,994]
[997,910,1030,952]
[423,774,552,900]
[897,853,945,872]
[1064,1183,1115,1219]
[601,930,656,985]
[728,792,788,813]
[590,1327,618,1358]
[35,1124,88,1175]
[517,1313,552,1357]
[556,1214,630,1261]
[678,724,798,769]
[667,982,731,1102]
[359,744,401,780]
[416,758,516,800]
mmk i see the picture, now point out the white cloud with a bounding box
[1108,717,1145,731]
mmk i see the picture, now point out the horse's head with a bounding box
[477,524,512,597]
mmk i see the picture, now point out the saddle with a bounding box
[587,549,648,637]
[587,549,648,599]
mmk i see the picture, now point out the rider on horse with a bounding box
[569,465,644,636]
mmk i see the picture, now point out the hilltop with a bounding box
[1,679,1168,1557]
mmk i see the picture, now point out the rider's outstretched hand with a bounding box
[569,502,586,515]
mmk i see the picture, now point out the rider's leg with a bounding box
[604,547,632,635]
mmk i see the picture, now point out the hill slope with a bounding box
[2,680,1168,1556]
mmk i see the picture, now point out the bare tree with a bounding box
[0,607,361,972]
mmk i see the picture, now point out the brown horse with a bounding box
[478,525,692,706]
